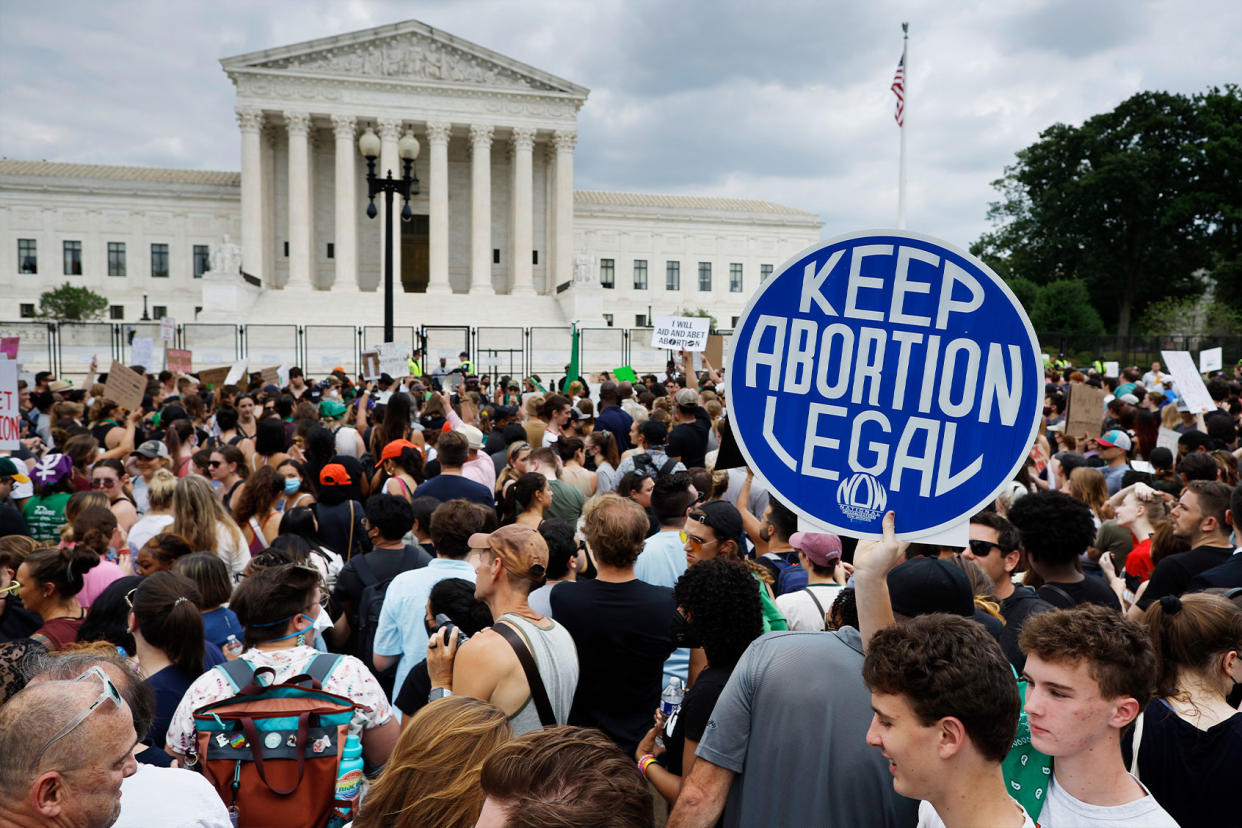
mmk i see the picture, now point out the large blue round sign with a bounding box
[726,230,1042,539]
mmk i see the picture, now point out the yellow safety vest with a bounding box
[408,359,423,377]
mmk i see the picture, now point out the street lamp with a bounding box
[141,294,151,321]
[359,124,420,343]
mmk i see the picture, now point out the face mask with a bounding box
[284,477,301,495]
[671,613,701,649]
[327,389,340,399]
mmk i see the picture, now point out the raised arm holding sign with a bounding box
[725,231,1042,541]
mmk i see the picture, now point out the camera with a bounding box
[431,613,469,647]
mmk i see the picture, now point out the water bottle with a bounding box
[326,728,364,828]
[660,676,685,717]
[224,635,243,658]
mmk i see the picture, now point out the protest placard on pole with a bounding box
[159,317,176,343]
[376,342,408,379]
[651,316,710,351]
[726,230,1043,540]
[0,337,19,361]
[1161,350,1215,413]
[166,349,193,373]
[0,359,18,449]
[104,361,146,412]
[1199,347,1222,373]
[360,350,381,381]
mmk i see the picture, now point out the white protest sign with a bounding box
[1103,361,1119,378]
[1157,427,1181,453]
[0,359,18,449]
[1161,350,1214,413]
[159,317,175,342]
[130,337,154,370]
[224,359,249,387]
[726,230,1043,540]
[1199,346,1222,374]
[376,342,408,379]
[277,363,291,389]
[651,315,710,351]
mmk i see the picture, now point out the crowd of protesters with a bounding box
[0,349,1239,827]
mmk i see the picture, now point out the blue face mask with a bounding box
[284,477,301,495]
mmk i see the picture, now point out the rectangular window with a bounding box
[600,258,615,289]
[731,316,740,328]
[760,264,773,281]
[698,261,712,292]
[150,243,169,278]
[603,313,614,327]
[729,263,743,293]
[633,259,648,290]
[193,245,209,278]
[107,242,126,277]
[493,249,501,264]
[152,305,168,318]
[18,239,36,274]
[636,314,648,327]
[666,260,680,291]
[327,243,335,259]
[284,241,289,257]
[20,303,36,318]
[532,250,539,265]
[109,305,124,320]
[63,240,82,275]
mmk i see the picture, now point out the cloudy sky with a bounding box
[2,0,1238,249]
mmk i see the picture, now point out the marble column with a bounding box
[425,121,452,294]
[331,115,358,291]
[260,124,276,282]
[377,117,402,294]
[544,144,557,294]
[285,111,312,289]
[469,124,495,295]
[509,127,536,295]
[553,130,577,289]
[236,107,264,282]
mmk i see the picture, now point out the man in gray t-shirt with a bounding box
[667,628,918,828]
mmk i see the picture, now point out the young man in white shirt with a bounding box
[1019,605,1178,827]
[864,614,1035,828]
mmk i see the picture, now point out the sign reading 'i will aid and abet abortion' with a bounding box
[727,231,1043,540]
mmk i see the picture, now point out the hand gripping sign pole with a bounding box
[726,230,1043,541]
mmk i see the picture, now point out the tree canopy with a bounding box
[972,85,1241,335]
[38,282,109,321]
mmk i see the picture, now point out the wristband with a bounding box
[638,755,659,778]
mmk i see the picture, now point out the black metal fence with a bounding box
[2,320,1237,382]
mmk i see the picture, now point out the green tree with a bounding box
[677,307,719,331]
[38,282,109,321]
[1140,295,1242,337]
[972,86,1242,335]
[1028,279,1105,334]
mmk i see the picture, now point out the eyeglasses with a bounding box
[0,579,20,597]
[968,539,1005,558]
[33,666,124,765]
[91,477,117,488]
[680,531,717,552]
[208,460,222,468]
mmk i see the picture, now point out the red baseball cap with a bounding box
[319,463,353,486]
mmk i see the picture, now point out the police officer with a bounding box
[408,348,423,378]
[457,351,474,375]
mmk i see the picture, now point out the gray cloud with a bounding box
[2,0,1238,250]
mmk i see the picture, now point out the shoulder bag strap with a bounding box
[346,501,356,561]
[217,657,258,693]
[494,620,556,727]
[804,585,828,620]
[303,653,344,688]
[247,517,270,550]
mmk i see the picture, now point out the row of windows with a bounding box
[598,259,774,292]
[18,302,169,321]
[599,313,742,329]
[17,239,210,279]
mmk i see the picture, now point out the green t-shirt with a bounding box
[753,572,789,632]
[545,479,586,526]
[23,493,72,544]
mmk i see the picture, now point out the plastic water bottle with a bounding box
[224,635,243,658]
[327,729,364,827]
[660,676,685,717]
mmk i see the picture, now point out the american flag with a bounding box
[891,53,905,127]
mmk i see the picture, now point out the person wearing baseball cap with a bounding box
[1095,429,1132,495]
[0,457,32,536]
[424,524,579,737]
[775,532,846,631]
[668,387,711,470]
[682,500,788,633]
[375,439,421,500]
[455,424,497,493]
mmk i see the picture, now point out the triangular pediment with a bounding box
[221,20,588,98]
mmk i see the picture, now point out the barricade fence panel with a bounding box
[476,327,526,380]
[182,324,239,370]
[422,327,471,373]
[58,323,116,378]
[0,322,56,375]
[529,327,572,379]
[243,325,299,370]
[579,327,626,379]
[305,326,359,377]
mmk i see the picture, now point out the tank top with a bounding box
[496,612,579,737]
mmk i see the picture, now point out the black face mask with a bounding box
[671,613,701,649]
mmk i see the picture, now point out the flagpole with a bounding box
[897,22,908,229]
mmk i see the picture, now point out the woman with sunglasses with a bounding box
[91,458,139,536]
[17,543,102,649]
[0,537,41,643]
[495,441,531,499]
[127,571,207,752]
[165,563,399,766]
[636,558,763,806]
[207,444,247,515]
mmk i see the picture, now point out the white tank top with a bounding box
[497,612,579,736]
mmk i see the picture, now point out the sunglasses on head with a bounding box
[33,666,124,765]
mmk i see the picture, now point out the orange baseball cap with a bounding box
[376,438,416,468]
[468,524,548,582]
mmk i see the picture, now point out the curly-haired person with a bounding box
[1007,491,1121,610]
[635,558,764,807]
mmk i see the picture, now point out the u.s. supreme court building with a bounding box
[2,19,822,353]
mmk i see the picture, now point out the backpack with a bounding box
[632,452,678,480]
[352,547,423,697]
[771,554,807,596]
[192,653,357,828]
